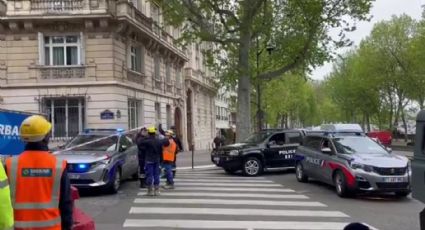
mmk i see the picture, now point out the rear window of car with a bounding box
[66,135,119,152]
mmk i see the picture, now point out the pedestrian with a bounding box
[344,223,370,230]
[5,115,73,230]
[0,162,13,229]
[162,130,177,189]
[169,126,183,177]
[139,127,169,196]
[213,132,225,150]
[135,127,148,188]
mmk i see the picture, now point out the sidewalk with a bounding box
[176,149,212,168]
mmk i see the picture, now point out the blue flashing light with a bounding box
[116,128,125,133]
[77,164,89,169]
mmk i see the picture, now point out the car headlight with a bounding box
[228,150,239,156]
[350,162,373,172]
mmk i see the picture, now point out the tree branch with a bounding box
[259,26,317,80]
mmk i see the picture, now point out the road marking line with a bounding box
[137,192,308,199]
[141,187,294,193]
[129,207,349,217]
[134,198,326,207]
[175,182,283,187]
[123,219,351,229]
[171,178,276,183]
[175,176,268,180]
[177,165,217,170]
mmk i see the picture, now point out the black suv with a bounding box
[211,129,304,176]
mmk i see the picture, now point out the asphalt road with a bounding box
[75,150,423,230]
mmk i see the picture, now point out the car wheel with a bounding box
[295,163,308,183]
[224,168,237,175]
[243,157,263,177]
[333,170,352,198]
[107,167,121,194]
[395,191,411,198]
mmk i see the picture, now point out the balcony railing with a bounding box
[127,70,145,85]
[152,75,163,90]
[31,0,84,12]
[40,66,85,79]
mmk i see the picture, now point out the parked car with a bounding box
[366,131,392,146]
[54,129,139,193]
[295,132,411,198]
[211,129,304,176]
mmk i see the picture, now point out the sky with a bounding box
[310,0,424,80]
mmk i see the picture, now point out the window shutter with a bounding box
[80,32,85,65]
[38,32,44,65]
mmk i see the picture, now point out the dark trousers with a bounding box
[163,163,174,185]
[145,161,160,187]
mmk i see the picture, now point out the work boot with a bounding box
[154,186,161,196]
[139,179,146,188]
[162,184,175,190]
[146,186,154,196]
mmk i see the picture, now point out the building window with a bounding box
[151,3,160,23]
[176,67,182,88]
[44,35,81,66]
[166,104,172,129]
[42,97,85,139]
[155,102,161,125]
[128,99,141,129]
[216,106,220,120]
[154,55,161,80]
[130,45,143,73]
[166,64,171,83]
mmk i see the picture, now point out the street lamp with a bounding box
[256,37,275,131]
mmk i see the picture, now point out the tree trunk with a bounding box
[366,113,371,132]
[235,31,252,142]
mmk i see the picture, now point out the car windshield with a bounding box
[333,136,388,155]
[66,135,119,152]
[242,132,269,144]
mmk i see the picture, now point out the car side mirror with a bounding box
[268,141,276,147]
[120,145,128,152]
[321,147,332,154]
[386,147,392,153]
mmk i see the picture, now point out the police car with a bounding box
[295,127,411,197]
[55,129,139,193]
[211,129,304,176]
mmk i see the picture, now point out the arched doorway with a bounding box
[186,89,193,150]
[174,107,182,139]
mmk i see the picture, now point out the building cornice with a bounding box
[0,80,183,100]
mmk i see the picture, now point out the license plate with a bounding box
[69,174,80,180]
[213,157,220,164]
[383,177,406,183]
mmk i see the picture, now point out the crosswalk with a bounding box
[123,167,376,230]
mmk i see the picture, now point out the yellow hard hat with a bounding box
[147,127,156,134]
[165,130,174,136]
[20,115,52,142]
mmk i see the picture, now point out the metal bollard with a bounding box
[191,144,195,169]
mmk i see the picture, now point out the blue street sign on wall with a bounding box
[100,110,114,120]
[0,110,33,155]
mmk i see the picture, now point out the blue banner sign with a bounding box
[0,110,32,155]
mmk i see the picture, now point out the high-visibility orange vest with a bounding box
[6,151,67,230]
[163,139,177,162]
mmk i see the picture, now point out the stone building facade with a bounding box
[0,0,218,150]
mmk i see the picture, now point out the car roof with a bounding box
[305,131,365,138]
[80,128,126,136]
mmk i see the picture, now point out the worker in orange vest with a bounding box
[162,130,177,189]
[5,115,73,230]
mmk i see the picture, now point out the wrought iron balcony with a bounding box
[31,0,84,12]
[39,66,85,79]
